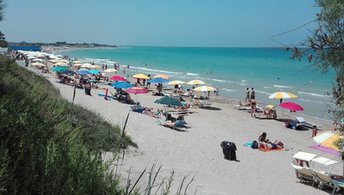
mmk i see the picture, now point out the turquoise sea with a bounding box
[60,47,336,120]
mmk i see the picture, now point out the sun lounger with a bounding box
[234,104,251,110]
[291,164,316,185]
[331,176,344,195]
[313,170,337,192]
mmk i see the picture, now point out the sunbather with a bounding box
[162,119,189,129]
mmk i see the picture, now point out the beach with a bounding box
[22,61,341,195]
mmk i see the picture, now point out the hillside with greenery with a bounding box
[0,56,136,194]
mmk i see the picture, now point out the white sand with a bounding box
[29,65,341,195]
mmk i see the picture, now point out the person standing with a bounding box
[250,88,255,101]
[245,88,250,102]
[250,99,256,117]
[84,81,92,96]
[311,125,318,138]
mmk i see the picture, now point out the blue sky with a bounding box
[0,0,318,47]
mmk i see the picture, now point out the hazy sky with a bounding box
[0,0,318,47]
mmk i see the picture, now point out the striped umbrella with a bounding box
[132,73,149,79]
[186,80,205,85]
[193,85,216,92]
[125,87,149,95]
[153,74,169,80]
[167,80,185,85]
[269,92,297,100]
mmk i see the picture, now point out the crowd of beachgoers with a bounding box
[9,49,344,194]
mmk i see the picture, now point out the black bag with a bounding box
[220,141,237,161]
[251,140,259,149]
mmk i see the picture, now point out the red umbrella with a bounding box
[125,87,149,95]
[109,75,126,81]
[279,101,304,112]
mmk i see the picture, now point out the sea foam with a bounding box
[298,91,331,98]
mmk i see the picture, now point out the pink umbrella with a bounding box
[279,101,304,112]
[125,87,149,95]
[109,75,126,81]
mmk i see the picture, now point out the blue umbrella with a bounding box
[77,69,90,75]
[52,66,68,72]
[149,77,168,84]
[154,96,182,107]
[111,81,133,89]
[60,70,76,75]
[89,69,100,74]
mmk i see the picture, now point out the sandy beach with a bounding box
[25,63,340,195]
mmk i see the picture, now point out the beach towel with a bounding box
[243,142,253,147]
[97,93,115,100]
[258,145,283,152]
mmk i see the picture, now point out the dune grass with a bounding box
[0,56,136,194]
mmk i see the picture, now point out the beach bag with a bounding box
[251,140,258,149]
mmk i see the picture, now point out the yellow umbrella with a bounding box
[167,80,185,85]
[104,68,117,73]
[269,92,297,99]
[153,74,169,80]
[186,80,206,85]
[92,65,102,69]
[132,73,149,79]
[193,85,216,92]
[265,105,275,110]
[73,63,82,67]
[320,133,342,151]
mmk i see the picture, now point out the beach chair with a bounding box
[331,176,344,195]
[291,151,317,185]
[291,164,316,185]
[312,170,337,192]
[311,157,339,192]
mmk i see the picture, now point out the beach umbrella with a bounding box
[73,63,82,67]
[54,62,68,66]
[81,63,93,69]
[31,62,46,67]
[279,102,304,112]
[89,69,100,75]
[153,74,169,80]
[125,87,149,95]
[60,70,76,75]
[92,65,102,69]
[265,105,275,110]
[104,68,117,73]
[111,81,133,89]
[154,96,182,107]
[132,73,150,79]
[193,85,216,92]
[186,79,205,85]
[311,131,342,156]
[109,75,126,81]
[269,92,297,100]
[149,77,169,84]
[77,69,90,75]
[167,80,185,85]
[52,66,68,72]
[73,60,82,64]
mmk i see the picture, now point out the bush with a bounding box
[0,56,136,194]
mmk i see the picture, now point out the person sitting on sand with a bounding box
[258,132,269,143]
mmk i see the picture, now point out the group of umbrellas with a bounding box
[269,91,303,112]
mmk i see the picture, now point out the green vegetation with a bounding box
[0,56,136,194]
[292,0,344,160]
